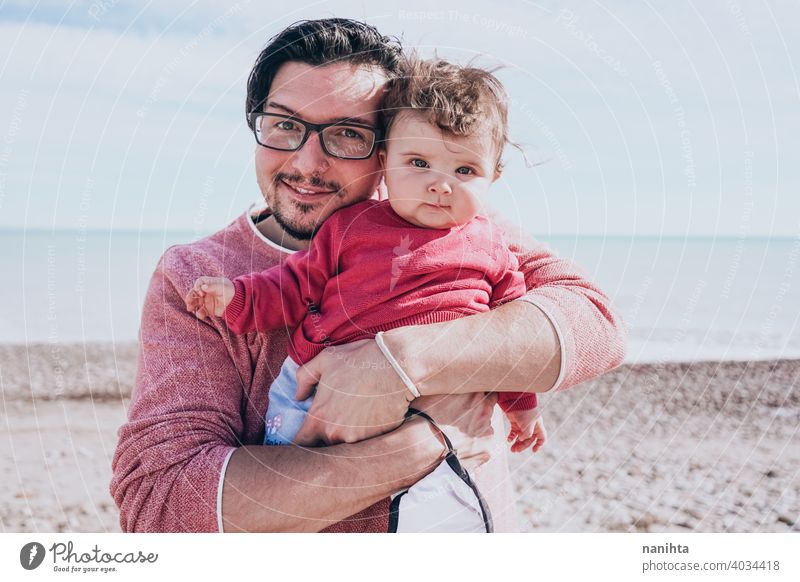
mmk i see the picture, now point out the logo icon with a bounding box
[20,542,46,570]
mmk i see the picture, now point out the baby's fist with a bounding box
[185,276,236,321]
[506,408,547,454]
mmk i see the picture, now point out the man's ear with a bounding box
[378,149,387,171]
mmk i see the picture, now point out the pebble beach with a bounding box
[1,342,797,533]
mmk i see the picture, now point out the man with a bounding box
[110,18,626,533]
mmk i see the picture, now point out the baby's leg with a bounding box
[263,357,314,445]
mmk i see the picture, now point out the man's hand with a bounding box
[185,276,236,321]
[411,393,496,438]
[411,393,498,470]
[293,339,413,445]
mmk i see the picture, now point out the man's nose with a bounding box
[289,131,330,175]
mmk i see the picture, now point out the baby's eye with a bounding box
[410,159,429,168]
[456,166,474,175]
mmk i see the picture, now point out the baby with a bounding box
[185,58,546,531]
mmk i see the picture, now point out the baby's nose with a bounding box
[428,179,453,194]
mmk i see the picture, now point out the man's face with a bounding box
[254,61,387,240]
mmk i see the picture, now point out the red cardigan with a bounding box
[225,199,537,412]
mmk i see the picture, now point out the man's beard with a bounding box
[271,199,316,241]
[269,172,343,241]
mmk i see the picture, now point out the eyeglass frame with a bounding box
[248,111,384,160]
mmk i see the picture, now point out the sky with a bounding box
[0,0,798,237]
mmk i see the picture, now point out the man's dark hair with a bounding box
[246,18,404,129]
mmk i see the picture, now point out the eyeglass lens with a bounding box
[254,114,375,159]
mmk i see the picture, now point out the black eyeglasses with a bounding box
[249,112,383,160]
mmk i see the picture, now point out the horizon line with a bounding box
[0,227,797,241]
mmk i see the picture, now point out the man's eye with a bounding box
[340,127,364,139]
[456,166,474,175]
[276,120,299,131]
[411,159,428,168]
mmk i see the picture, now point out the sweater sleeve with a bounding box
[110,247,245,532]
[497,391,538,412]
[224,220,338,334]
[488,230,528,308]
[488,227,538,412]
[511,234,627,393]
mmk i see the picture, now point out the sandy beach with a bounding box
[1,342,797,533]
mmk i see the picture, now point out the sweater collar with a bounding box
[245,203,297,255]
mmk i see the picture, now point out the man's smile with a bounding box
[280,179,337,203]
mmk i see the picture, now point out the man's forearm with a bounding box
[221,417,445,532]
[384,300,561,396]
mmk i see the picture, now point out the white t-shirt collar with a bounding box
[246,202,297,255]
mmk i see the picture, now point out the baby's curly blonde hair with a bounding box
[381,56,510,172]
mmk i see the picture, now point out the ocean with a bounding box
[2,228,798,364]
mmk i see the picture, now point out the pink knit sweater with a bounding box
[110,205,626,532]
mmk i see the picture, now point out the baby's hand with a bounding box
[185,276,236,321]
[506,407,547,454]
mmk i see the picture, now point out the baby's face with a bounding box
[379,112,499,229]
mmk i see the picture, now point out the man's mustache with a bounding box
[274,172,342,193]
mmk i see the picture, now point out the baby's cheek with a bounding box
[387,196,409,216]
[459,195,481,221]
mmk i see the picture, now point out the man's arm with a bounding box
[221,416,444,532]
[109,246,443,532]
[386,231,626,395]
[385,299,562,395]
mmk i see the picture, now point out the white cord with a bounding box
[375,331,421,399]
